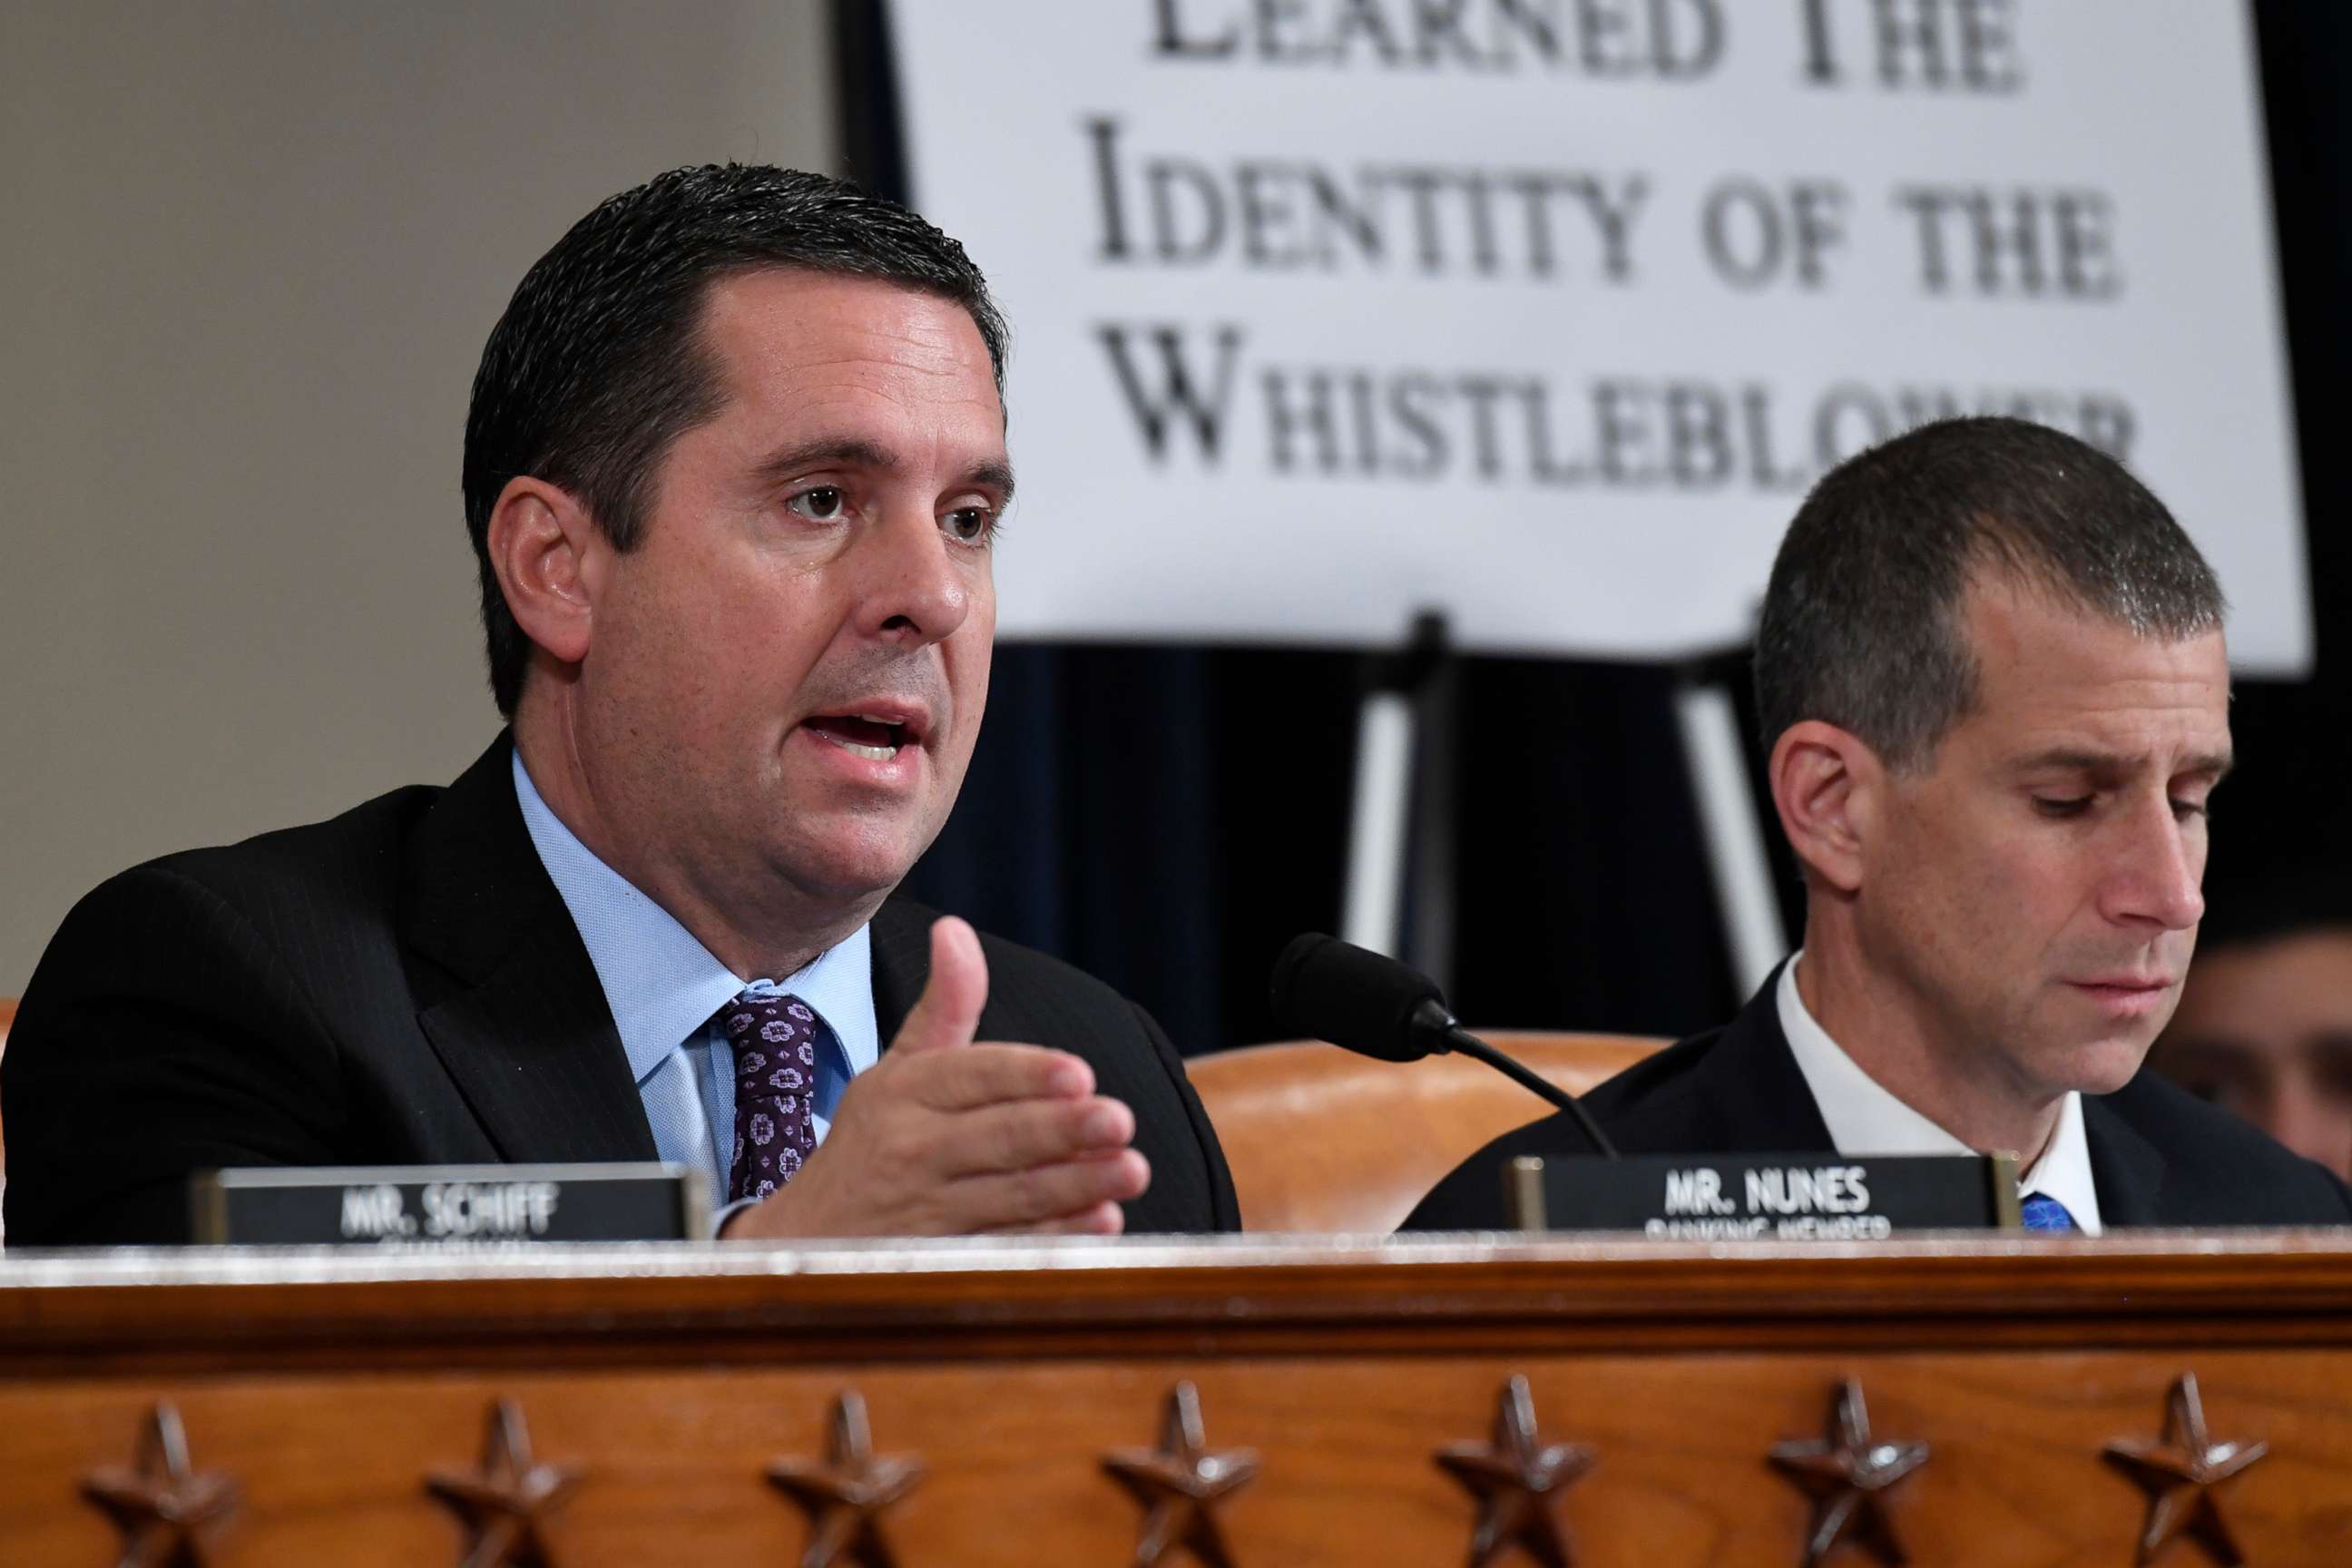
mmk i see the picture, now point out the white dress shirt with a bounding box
[1778,953,2103,1233]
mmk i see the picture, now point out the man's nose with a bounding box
[854,507,972,646]
[2101,798,2206,932]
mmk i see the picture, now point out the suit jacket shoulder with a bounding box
[2086,1069,2352,1226]
[9,739,1240,1244]
[1401,970,2352,1231]
[13,738,673,1242]
[867,900,1240,1235]
[4,778,470,1244]
[1402,976,1827,1230]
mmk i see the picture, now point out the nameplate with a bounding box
[1506,1152,2022,1238]
[191,1163,710,1247]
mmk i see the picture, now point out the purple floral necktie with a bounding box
[720,990,823,1204]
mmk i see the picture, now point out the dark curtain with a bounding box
[850,0,2352,1057]
[2232,0,2352,915]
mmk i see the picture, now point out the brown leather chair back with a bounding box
[1187,1031,1665,1232]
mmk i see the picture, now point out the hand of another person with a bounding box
[720,916,1150,1240]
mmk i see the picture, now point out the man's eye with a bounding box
[944,505,997,544]
[2034,796,2093,818]
[2315,1035,2352,1101]
[2171,797,2210,821]
[789,486,846,521]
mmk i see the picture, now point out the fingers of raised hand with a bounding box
[985,1200,1129,1238]
[962,1149,1152,1232]
[941,1094,1136,1179]
[906,1042,1095,1112]
[729,1135,1149,1239]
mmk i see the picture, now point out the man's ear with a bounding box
[1768,720,1879,895]
[485,477,601,668]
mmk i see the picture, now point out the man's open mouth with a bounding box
[803,713,912,760]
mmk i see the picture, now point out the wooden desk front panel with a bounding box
[3,1238,2349,1565]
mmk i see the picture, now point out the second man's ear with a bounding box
[485,477,601,669]
[1768,720,1879,896]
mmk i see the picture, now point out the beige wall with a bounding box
[0,2,838,994]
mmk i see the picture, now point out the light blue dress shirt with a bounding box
[511,754,879,1221]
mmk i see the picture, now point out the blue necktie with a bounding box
[2020,1192,2079,1231]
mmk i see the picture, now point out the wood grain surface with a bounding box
[3,1235,2349,1566]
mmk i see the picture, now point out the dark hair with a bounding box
[461,164,1008,715]
[1753,416,2226,769]
[2194,872,2352,952]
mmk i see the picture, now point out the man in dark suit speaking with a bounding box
[1411,417,2351,1230]
[4,166,1235,1246]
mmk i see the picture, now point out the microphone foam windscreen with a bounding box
[1269,933,1443,1063]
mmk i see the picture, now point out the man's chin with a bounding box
[768,826,931,910]
[2042,979,2179,1092]
[2049,1030,2157,1097]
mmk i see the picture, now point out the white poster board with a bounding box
[890,0,2309,671]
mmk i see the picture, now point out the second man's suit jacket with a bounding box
[1403,967,2352,1231]
[3,736,1239,1246]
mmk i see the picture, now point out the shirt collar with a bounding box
[742,926,879,1079]
[1777,953,2103,1233]
[511,752,876,1083]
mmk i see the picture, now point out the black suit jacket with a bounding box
[1405,968,2352,1230]
[3,737,1238,1246]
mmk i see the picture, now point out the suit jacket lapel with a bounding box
[402,734,659,1163]
[2082,1094,2169,1226]
[868,898,930,1045]
[1680,965,1838,1153]
[867,897,1036,1051]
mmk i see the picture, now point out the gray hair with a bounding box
[1754,416,2226,769]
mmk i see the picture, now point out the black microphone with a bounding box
[1269,930,1454,1062]
[1269,934,1619,1159]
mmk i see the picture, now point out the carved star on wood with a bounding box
[2102,1374,2269,1566]
[1767,1378,1929,1567]
[767,1390,926,1568]
[80,1402,240,1568]
[1433,1375,1596,1568]
[425,1398,583,1568]
[1102,1381,1259,1568]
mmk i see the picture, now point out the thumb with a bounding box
[892,916,989,1055]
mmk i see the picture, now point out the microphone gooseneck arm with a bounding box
[1270,932,1622,1161]
[1437,1026,1620,1161]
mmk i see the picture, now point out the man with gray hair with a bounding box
[1409,416,2351,1230]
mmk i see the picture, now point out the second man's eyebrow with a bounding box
[750,439,1015,505]
[2010,747,2236,781]
[2185,750,2236,781]
[2012,748,2131,778]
